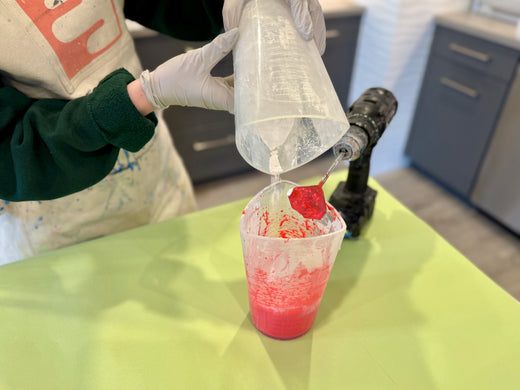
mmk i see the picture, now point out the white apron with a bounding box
[0,0,197,264]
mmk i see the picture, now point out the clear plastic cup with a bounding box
[233,0,349,175]
[239,180,346,339]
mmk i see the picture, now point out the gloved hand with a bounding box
[223,0,326,55]
[140,28,239,113]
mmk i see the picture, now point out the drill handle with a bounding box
[344,149,372,194]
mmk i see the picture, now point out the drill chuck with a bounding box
[333,88,398,162]
[332,126,369,161]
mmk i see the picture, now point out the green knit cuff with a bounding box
[87,68,158,152]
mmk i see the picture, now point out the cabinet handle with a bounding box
[448,43,491,63]
[192,134,235,152]
[326,29,340,39]
[440,77,479,99]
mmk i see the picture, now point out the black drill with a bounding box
[329,88,398,238]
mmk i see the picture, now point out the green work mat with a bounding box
[0,171,519,389]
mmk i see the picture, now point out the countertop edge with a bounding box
[322,4,365,18]
[436,12,520,51]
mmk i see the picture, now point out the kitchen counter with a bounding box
[436,12,520,51]
[321,1,364,18]
[1,171,519,389]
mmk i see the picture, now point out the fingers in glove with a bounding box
[223,74,235,89]
[308,0,326,55]
[287,0,313,40]
[223,0,246,31]
[203,77,235,113]
[199,28,239,71]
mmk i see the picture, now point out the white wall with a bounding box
[349,0,471,176]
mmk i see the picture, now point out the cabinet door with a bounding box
[471,67,520,235]
[171,109,251,183]
[432,26,518,82]
[406,57,510,198]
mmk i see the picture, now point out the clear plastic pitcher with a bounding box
[233,0,349,175]
[239,180,346,339]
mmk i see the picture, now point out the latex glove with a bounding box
[223,0,326,55]
[140,28,239,113]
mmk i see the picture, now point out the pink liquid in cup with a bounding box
[247,261,333,339]
[240,181,346,340]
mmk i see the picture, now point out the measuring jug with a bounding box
[239,180,346,339]
[233,0,349,174]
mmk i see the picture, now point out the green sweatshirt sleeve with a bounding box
[0,68,157,202]
[124,0,224,41]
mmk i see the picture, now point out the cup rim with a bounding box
[240,180,347,241]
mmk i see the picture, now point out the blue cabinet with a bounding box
[406,24,520,198]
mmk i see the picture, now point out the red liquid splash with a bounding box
[257,208,329,238]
